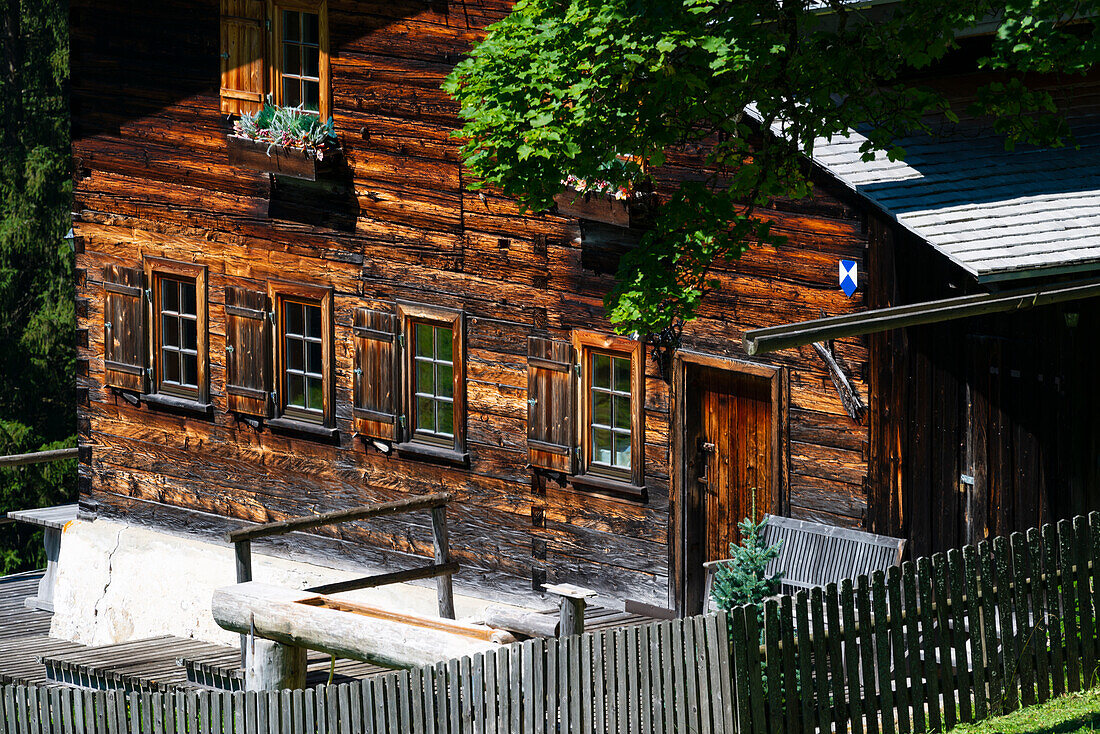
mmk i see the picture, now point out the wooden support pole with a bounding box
[432,505,456,619]
[543,583,597,637]
[244,637,307,691]
[235,539,253,665]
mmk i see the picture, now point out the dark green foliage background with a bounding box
[0,0,75,573]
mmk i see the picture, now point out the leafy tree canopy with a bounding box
[444,0,1099,335]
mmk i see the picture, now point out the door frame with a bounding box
[669,350,785,615]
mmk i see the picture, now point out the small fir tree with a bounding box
[710,516,783,611]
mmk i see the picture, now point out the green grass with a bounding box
[951,689,1100,734]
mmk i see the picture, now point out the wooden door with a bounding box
[681,362,777,612]
[699,368,775,559]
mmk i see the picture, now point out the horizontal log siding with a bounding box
[72,0,871,607]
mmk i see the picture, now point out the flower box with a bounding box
[226,134,340,182]
[553,186,657,228]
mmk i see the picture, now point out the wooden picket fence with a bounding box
[2,513,1099,733]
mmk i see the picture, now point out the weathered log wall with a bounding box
[71,0,872,609]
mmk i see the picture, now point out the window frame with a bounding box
[396,302,466,462]
[269,280,334,428]
[143,257,209,406]
[572,330,646,493]
[268,0,330,120]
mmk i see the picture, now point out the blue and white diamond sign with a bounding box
[839,260,858,297]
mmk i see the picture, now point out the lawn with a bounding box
[951,689,1100,734]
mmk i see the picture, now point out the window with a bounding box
[573,330,645,495]
[218,0,330,119]
[396,302,466,462]
[143,258,209,407]
[280,298,324,421]
[270,0,330,118]
[269,281,334,430]
[156,276,199,397]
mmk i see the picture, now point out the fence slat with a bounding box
[764,600,783,734]
[976,541,1003,717]
[946,549,972,724]
[533,639,545,734]
[649,622,667,734]
[886,567,911,734]
[915,558,940,734]
[1040,525,1064,699]
[509,645,522,734]
[854,578,879,734]
[871,572,895,734]
[1090,513,1100,672]
[992,536,1018,711]
[670,621,688,734]
[745,606,766,734]
[961,544,987,721]
[1025,528,1049,705]
[841,578,863,734]
[638,624,652,734]
[1074,516,1096,689]
[447,658,461,734]
[543,642,557,734]
[809,588,830,734]
[1010,532,1037,708]
[1059,519,1083,693]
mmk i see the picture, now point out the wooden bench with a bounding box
[704,514,906,611]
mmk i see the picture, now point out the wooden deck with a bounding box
[0,571,392,690]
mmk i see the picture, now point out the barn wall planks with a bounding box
[71,0,872,610]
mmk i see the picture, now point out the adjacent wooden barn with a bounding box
[69,0,1100,621]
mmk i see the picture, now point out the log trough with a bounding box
[212,582,515,688]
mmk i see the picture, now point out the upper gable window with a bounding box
[219,0,330,119]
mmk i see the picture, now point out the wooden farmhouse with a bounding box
[60,0,1100,643]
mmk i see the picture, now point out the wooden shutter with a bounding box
[102,265,147,392]
[225,286,272,417]
[220,0,266,115]
[353,308,398,440]
[527,336,576,473]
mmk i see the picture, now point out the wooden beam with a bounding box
[0,447,79,468]
[304,561,459,596]
[811,342,866,422]
[224,492,452,543]
[743,278,1100,355]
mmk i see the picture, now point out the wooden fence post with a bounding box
[235,539,253,666]
[543,583,597,637]
[431,506,456,619]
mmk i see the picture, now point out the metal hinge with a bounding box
[146,368,153,379]
[528,398,537,407]
[226,344,235,354]
[399,415,407,428]
[270,391,278,403]
[398,333,406,348]
[268,311,276,325]
[574,364,581,377]
[960,474,975,486]
[354,367,362,376]
[105,321,112,330]
[144,288,152,301]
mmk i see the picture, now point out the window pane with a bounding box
[436,364,453,398]
[163,350,180,384]
[307,303,321,338]
[304,47,319,77]
[614,395,632,431]
[287,340,303,371]
[308,341,322,375]
[303,12,319,44]
[417,396,434,432]
[285,302,303,336]
[287,373,305,407]
[593,392,611,426]
[182,354,198,387]
[436,327,452,362]
[437,402,453,436]
[416,360,434,393]
[592,353,610,389]
[161,280,178,313]
[307,376,323,411]
[180,281,196,316]
[283,10,299,41]
[284,44,301,75]
[593,428,612,465]
[283,77,301,107]
[613,356,631,393]
[161,315,179,348]
[182,319,197,351]
[614,433,631,469]
[416,323,434,357]
[303,81,319,112]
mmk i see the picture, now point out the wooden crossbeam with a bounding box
[305,561,459,596]
[0,447,79,468]
[224,492,453,543]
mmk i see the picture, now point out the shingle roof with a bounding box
[808,120,1100,282]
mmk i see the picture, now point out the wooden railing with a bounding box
[0,447,79,467]
[3,512,1100,733]
[226,492,457,620]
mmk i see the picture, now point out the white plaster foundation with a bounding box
[50,517,509,647]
